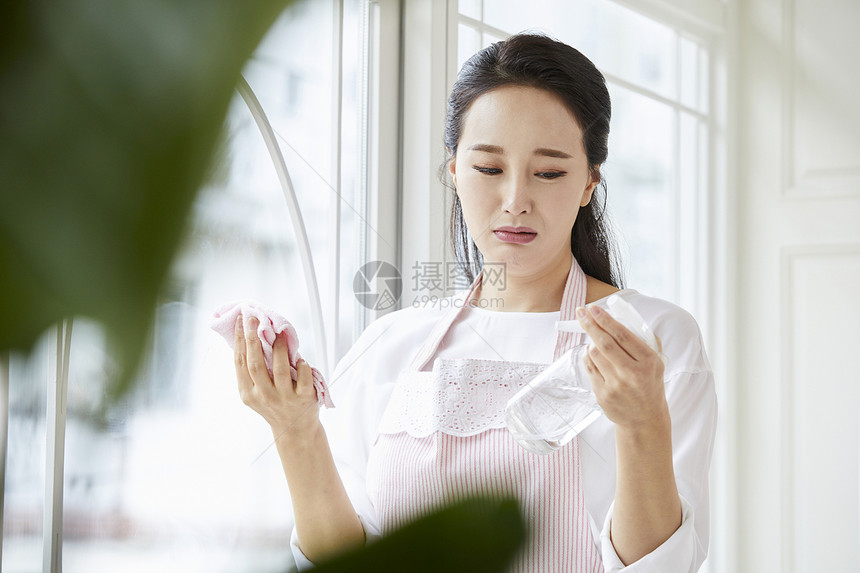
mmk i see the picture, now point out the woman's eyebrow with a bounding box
[467,143,572,159]
[467,143,504,154]
[534,147,573,159]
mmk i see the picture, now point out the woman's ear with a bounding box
[580,168,601,207]
[448,153,457,188]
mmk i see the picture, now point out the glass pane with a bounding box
[697,42,709,115]
[458,23,482,72]
[459,0,482,20]
[2,336,50,573]
[54,0,364,570]
[481,0,677,100]
[582,0,677,101]
[482,0,584,40]
[680,36,709,113]
[680,37,698,111]
[603,83,676,300]
[241,1,337,373]
[242,0,364,368]
[59,98,297,573]
[678,111,703,310]
[482,30,505,49]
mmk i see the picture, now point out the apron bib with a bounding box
[366,260,603,572]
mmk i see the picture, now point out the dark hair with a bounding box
[444,32,625,288]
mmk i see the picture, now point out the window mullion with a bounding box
[0,351,9,566]
[329,0,344,374]
[363,0,400,319]
[43,319,71,573]
[674,34,683,306]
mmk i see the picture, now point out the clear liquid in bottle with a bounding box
[505,345,600,455]
[505,294,661,455]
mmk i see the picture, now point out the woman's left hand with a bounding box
[576,305,668,429]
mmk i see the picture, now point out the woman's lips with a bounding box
[493,228,537,244]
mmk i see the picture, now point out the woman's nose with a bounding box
[502,174,532,214]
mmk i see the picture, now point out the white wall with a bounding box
[734,0,860,570]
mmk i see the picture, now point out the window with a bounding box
[1,1,369,571]
[456,0,714,318]
[449,2,726,572]
[2,0,729,571]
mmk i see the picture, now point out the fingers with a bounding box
[272,331,315,401]
[576,306,651,362]
[272,331,294,390]
[244,317,273,388]
[586,343,612,379]
[582,345,606,386]
[294,359,315,399]
[234,315,254,401]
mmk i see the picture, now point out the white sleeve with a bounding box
[598,367,718,572]
[288,313,405,569]
[290,513,382,571]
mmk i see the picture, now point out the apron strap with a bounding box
[553,257,588,360]
[408,270,484,372]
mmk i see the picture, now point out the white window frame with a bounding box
[360,0,403,325]
[0,352,7,561]
[398,0,458,307]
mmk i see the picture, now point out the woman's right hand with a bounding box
[233,315,322,440]
[234,315,364,560]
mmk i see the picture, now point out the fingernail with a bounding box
[248,317,258,329]
[591,306,602,316]
[576,307,586,319]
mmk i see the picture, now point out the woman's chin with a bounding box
[480,252,533,275]
[479,247,570,279]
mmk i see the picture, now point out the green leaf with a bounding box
[0,0,293,396]
[310,496,526,573]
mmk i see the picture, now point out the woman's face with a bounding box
[450,85,599,278]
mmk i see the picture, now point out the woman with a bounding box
[234,33,717,572]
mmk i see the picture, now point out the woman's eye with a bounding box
[473,166,502,175]
[537,171,567,179]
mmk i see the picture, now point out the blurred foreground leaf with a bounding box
[312,496,526,573]
[0,0,293,396]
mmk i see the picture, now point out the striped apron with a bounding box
[366,259,604,572]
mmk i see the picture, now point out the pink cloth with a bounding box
[210,300,334,408]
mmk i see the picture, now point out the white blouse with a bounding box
[291,289,718,572]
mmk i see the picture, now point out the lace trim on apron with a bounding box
[376,358,547,437]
